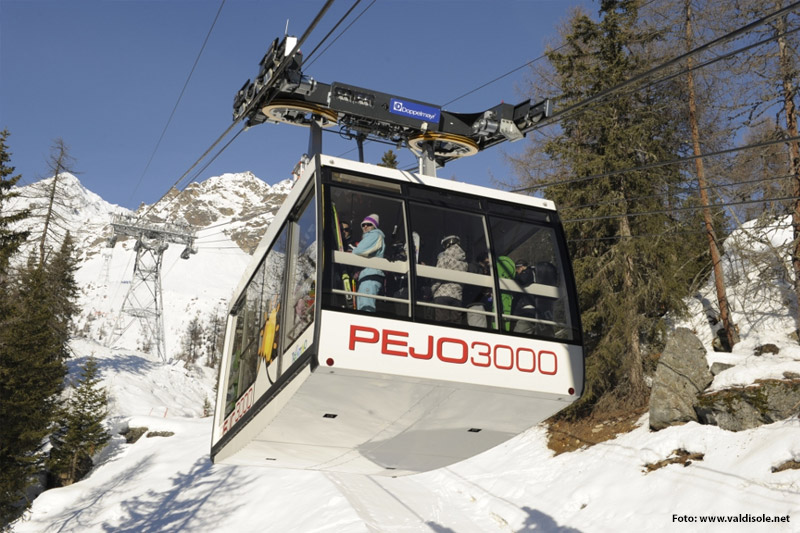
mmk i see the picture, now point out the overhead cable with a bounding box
[560,172,795,212]
[129,0,227,205]
[544,1,800,127]
[135,0,336,222]
[513,134,800,193]
[304,0,376,69]
[562,195,799,224]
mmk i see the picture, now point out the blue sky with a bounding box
[1,0,592,210]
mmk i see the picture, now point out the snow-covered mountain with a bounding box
[9,171,292,360]
[7,175,800,532]
[145,172,293,253]
[5,172,130,260]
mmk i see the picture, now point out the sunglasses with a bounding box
[341,226,351,232]
[361,223,373,228]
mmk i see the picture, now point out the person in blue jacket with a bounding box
[350,213,385,312]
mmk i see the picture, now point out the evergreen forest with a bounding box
[3,0,800,527]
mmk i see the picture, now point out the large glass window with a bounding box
[489,217,578,341]
[325,183,409,317]
[319,174,578,344]
[224,226,288,417]
[284,193,317,348]
[409,203,495,329]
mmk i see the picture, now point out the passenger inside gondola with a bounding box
[431,235,467,324]
[465,252,491,328]
[351,213,385,312]
[328,181,410,318]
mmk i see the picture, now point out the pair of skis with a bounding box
[332,204,357,309]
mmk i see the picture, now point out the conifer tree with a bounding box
[47,356,110,487]
[515,0,707,415]
[0,225,77,523]
[378,149,399,169]
[0,130,29,275]
[179,316,204,366]
[0,257,67,524]
[0,132,41,525]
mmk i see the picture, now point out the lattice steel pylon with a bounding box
[106,214,197,361]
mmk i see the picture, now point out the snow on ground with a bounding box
[8,201,800,531]
[10,339,800,532]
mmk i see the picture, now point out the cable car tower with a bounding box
[211,35,582,475]
[107,214,197,361]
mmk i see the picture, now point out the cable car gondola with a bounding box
[210,155,583,476]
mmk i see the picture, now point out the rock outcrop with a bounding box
[695,378,800,431]
[649,328,713,431]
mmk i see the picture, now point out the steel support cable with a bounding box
[390,4,800,180]
[560,172,796,212]
[443,0,664,108]
[134,0,336,223]
[140,127,245,220]
[196,214,259,234]
[562,195,800,224]
[128,0,227,206]
[234,0,336,126]
[303,0,375,69]
[569,227,717,243]
[508,2,800,181]
[589,23,800,118]
[196,228,231,238]
[542,1,800,128]
[546,22,800,134]
[513,134,800,193]
[568,219,795,243]
[195,238,240,244]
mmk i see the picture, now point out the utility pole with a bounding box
[106,215,196,361]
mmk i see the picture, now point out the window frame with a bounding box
[319,168,582,346]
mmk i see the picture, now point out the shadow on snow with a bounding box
[102,457,246,533]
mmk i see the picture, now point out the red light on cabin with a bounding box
[568,388,575,395]
[326,358,334,366]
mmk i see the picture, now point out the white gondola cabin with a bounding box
[210,155,583,476]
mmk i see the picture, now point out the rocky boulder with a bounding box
[649,328,714,431]
[695,378,800,431]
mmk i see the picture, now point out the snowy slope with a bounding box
[10,338,800,532]
[8,182,800,532]
[11,171,291,360]
[5,172,130,259]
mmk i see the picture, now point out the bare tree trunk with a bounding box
[619,198,647,404]
[39,139,73,267]
[776,12,800,340]
[39,171,59,266]
[685,0,739,350]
